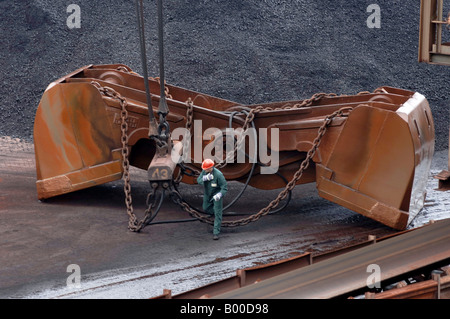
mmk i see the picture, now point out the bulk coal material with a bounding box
[0,0,448,150]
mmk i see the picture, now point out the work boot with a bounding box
[213,234,219,240]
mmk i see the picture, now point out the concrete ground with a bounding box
[0,136,448,299]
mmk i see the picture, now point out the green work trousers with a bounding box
[203,198,223,236]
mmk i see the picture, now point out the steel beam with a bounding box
[215,219,450,299]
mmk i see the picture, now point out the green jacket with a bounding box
[197,167,228,200]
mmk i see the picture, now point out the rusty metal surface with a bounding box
[364,274,450,299]
[214,219,450,299]
[316,91,435,229]
[33,64,435,230]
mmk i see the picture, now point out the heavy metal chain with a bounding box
[175,98,201,182]
[182,98,195,163]
[172,106,354,227]
[91,81,159,232]
[181,92,339,172]
[217,92,339,169]
[91,80,363,229]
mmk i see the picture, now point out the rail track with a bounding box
[216,219,450,299]
[155,219,450,299]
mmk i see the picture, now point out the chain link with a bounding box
[176,98,201,179]
[91,80,372,229]
[181,92,340,172]
[91,81,161,232]
[217,93,338,169]
[172,105,354,227]
[152,77,173,100]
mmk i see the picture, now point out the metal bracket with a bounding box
[148,140,183,182]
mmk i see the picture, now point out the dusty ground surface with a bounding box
[0,137,448,299]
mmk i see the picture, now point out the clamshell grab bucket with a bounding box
[34,65,435,230]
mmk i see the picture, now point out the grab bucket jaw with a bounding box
[316,91,435,230]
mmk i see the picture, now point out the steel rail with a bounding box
[156,230,411,299]
[214,219,450,299]
[364,274,450,299]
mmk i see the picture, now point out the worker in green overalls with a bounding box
[197,159,228,240]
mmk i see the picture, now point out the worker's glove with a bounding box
[213,193,222,201]
[202,173,214,182]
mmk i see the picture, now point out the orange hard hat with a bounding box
[201,159,215,170]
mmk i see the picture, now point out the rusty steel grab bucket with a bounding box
[33,64,435,230]
[314,92,435,229]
